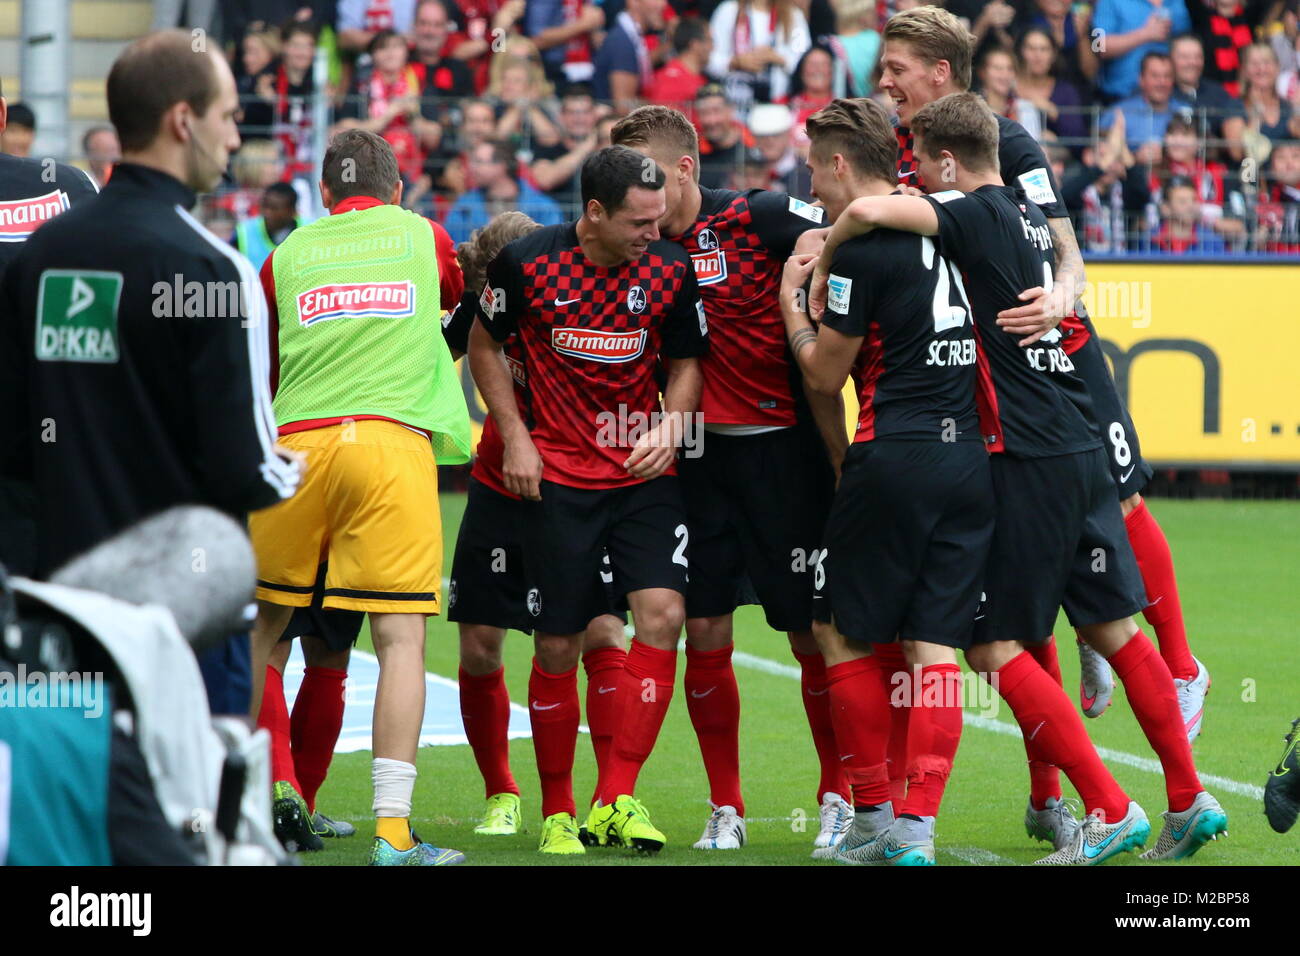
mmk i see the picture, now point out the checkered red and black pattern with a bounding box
[895,121,924,191]
[671,188,822,426]
[475,223,705,489]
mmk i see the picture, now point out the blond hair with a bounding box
[911,92,999,173]
[457,211,542,294]
[883,5,974,91]
[610,106,701,181]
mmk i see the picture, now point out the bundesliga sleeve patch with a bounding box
[827,274,852,315]
[1017,168,1057,207]
[788,197,825,223]
[930,190,964,204]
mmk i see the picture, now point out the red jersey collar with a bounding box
[332,195,386,215]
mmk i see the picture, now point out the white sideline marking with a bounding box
[945,846,1015,865]
[728,651,1264,801]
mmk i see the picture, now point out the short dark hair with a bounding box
[1140,50,1172,75]
[695,83,726,104]
[263,181,298,206]
[81,124,114,154]
[283,21,319,44]
[560,82,595,104]
[107,31,221,152]
[580,145,665,213]
[911,91,1000,174]
[475,137,516,169]
[805,98,897,185]
[368,28,407,56]
[672,17,709,54]
[6,102,35,131]
[322,129,400,200]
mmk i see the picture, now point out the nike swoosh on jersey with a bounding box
[1119,465,1137,483]
[554,297,581,306]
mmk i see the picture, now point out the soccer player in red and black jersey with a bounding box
[442,212,628,847]
[612,105,854,852]
[814,92,1228,865]
[883,2,1210,797]
[780,98,995,866]
[469,145,707,854]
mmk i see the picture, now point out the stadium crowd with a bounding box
[64,0,1291,254]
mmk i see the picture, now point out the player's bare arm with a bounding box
[809,196,939,320]
[468,320,544,500]
[781,254,863,398]
[625,356,702,480]
[788,230,848,471]
[996,215,1086,347]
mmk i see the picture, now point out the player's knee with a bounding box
[459,624,505,673]
[534,632,582,672]
[685,614,731,650]
[787,629,818,657]
[581,614,626,652]
[301,635,349,671]
[636,600,685,646]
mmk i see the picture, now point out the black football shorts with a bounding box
[973,447,1148,645]
[279,563,364,652]
[815,440,994,648]
[521,476,687,636]
[1070,335,1153,500]
[680,423,835,632]
[447,477,536,633]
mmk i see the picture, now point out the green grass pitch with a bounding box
[302,494,1300,866]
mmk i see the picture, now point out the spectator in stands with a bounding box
[1148,113,1246,239]
[1186,0,1274,96]
[490,55,562,150]
[1170,32,1247,159]
[593,0,669,109]
[1017,26,1089,147]
[233,181,301,271]
[523,0,606,87]
[1023,0,1099,87]
[976,45,1045,141]
[237,24,280,140]
[1239,43,1300,146]
[219,139,285,221]
[223,2,331,49]
[1257,139,1300,250]
[967,0,1018,56]
[441,138,563,241]
[336,30,425,184]
[82,125,121,187]
[1150,175,1228,250]
[1103,51,1180,151]
[696,83,755,188]
[832,0,881,95]
[708,0,812,110]
[412,0,475,119]
[647,17,715,110]
[337,0,420,52]
[530,83,601,211]
[406,97,498,216]
[261,21,319,180]
[747,101,810,193]
[1064,110,1152,250]
[1,102,35,157]
[447,0,528,94]
[1094,0,1191,101]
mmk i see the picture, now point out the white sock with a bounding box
[372,758,417,818]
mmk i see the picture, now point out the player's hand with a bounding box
[273,443,307,478]
[781,252,819,312]
[503,435,544,500]
[898,185,926,197]
[808,265,829,323]
[624,415,681,480]
[996,285,1069,346]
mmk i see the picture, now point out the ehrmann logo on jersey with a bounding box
[692,227,728,286]
[0,190,71,241]
[297,281,417,326]
[552,327,647,363]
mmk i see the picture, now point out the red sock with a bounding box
[684,644,744,814]
[582,646,626,806]
[871,643,911,809]
[290,665,346,813]
[528,660,580,819]
[793,649,849,803]
[257,665,300,793]
[994,652,1129,822]
[825,656,892,807]
[901,663,964,818]
[1024,638,1064,808]
[459,666,519,799]
[1107,633,1202,811]
[599,639,676,803]
[1125,501,1196,680]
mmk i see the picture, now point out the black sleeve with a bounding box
[924,191,992,270]
[59,163,99,201]
[0,254,31,482]
[183,253,299,514]
[108,725,199,866]
[747,189,827,259]
[442,287,478,354]
[998,119,1069,219]
[820,235,887,339]
[660,259,709,359]
[472,243,526,342]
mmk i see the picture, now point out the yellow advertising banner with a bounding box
[456,263,1300,469]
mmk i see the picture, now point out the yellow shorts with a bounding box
[250,419,442,614]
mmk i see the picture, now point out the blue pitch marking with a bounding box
[281,645,534,754]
